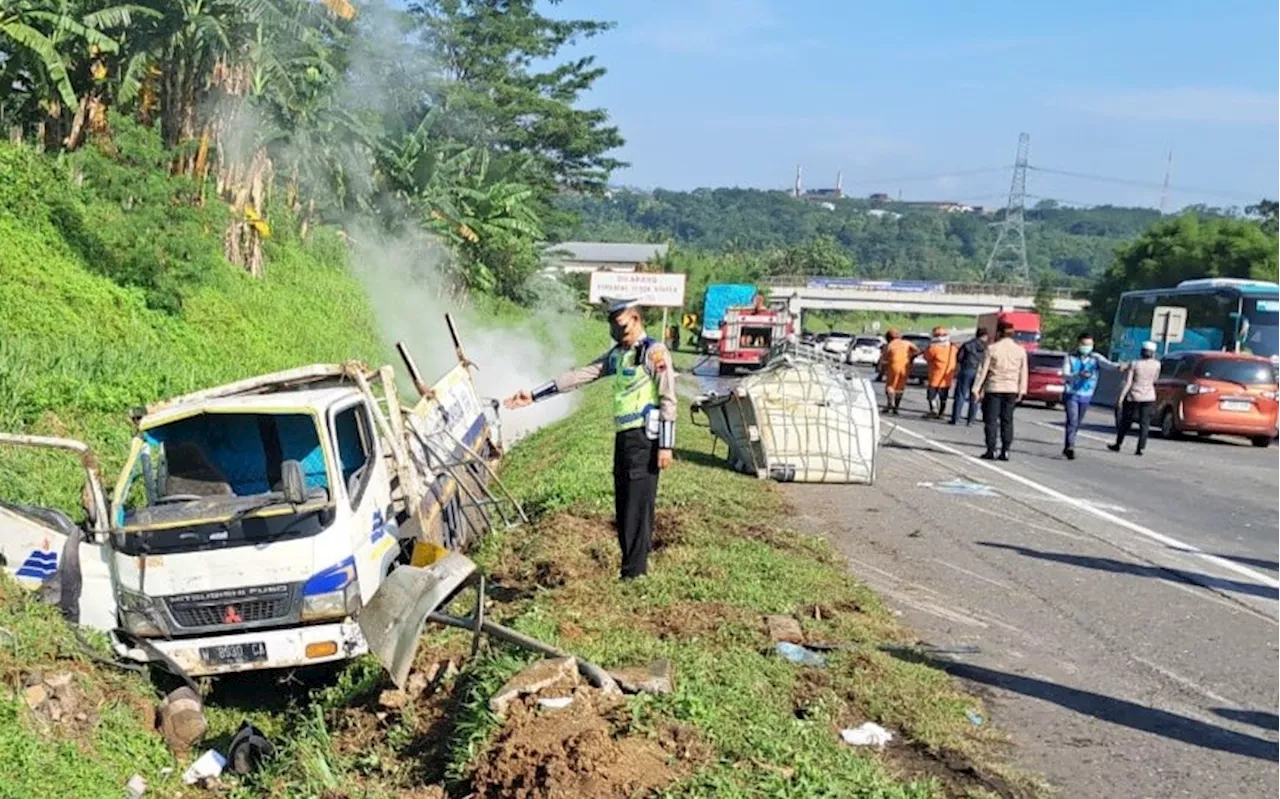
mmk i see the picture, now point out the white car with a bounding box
[822,332,854,356]
[845,336,885,366]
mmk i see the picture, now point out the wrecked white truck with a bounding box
[0,316,523,684]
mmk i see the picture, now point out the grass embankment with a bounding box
[438,356,1046,798]
[0,137,388,798]
[0,129,1039,796]
[0,139,386,514]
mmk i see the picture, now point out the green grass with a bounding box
[0,141,386,516]
[0,130,1040,796]
[0,580,178,799]
[452,361,1047,798]
[0,138,391,798]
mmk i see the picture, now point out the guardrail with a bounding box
[761,276,1087,299]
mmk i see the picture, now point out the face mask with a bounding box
[609,319,627,343]
[1078,344,1093,355]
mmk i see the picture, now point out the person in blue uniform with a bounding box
[504,298,677,579]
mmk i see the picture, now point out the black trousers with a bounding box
[982,392,1017,454]
[926,385,950,416]
[613,428,659,579]
[1114,400,1153,452]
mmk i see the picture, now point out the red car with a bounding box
[1024,350,1067,408]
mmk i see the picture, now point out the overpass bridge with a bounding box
[763,277,1089,320]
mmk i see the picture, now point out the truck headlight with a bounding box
[300,557,360,622]
[118,588,166,637]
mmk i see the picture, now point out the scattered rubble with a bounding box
[609,659,675,695]
[774,641,828,667]
[765,614,805,644]
[181,748,226,786]
[124,774,147,799]
[378,688,410,710]
[472,681,698,799]
[841,721,894,748]
[490,656,580,717]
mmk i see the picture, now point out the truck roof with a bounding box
[139,386,362,430]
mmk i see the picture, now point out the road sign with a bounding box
[1151,306,1187,344]
[589,271,686,308]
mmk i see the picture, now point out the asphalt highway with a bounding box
[686,357,1279,797]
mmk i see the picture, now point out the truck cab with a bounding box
[978,310,1041,350]
[3,343,507,681]
[108,387,397,675]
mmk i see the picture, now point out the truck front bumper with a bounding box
[116,619,368,677]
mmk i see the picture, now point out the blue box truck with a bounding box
[700,283,760,353]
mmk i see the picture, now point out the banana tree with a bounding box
[0,0,139,145]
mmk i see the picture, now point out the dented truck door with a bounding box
[0,433,118,631]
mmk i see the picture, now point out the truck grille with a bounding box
[164,584,295,630]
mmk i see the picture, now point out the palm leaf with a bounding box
[0,18,77,107]
[83,4,161,30]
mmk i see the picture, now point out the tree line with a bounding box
[1,0,623,302]
[552,188,1274,285]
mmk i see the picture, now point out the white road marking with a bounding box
[928,558,1016,591]
[957,501,1088,542]
[1016,494,1130,514]
[888,423,1280,591]
[1129,654,1240,709]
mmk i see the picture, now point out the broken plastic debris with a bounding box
[125,774,147,798]
[181,749,226,785]
[840,722,894,747]
[536,696,574,710]
[916,478,997,497]
[965,709,984,727]
[774,641,827,667]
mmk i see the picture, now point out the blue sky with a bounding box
[555,0,1278,210]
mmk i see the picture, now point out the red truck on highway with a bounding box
[718,299,794,376]
[977,310,1041,350]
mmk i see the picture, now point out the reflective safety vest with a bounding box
[611,339,660,432]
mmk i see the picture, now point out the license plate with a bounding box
[1220,398,1252,412]
[1045,384,1064,393]
[199,641,267,666]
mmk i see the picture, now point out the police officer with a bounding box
[504,298,677,580]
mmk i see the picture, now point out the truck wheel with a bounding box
[718,363,734,377]
[1251,436,1273,448]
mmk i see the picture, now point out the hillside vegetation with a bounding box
[0,135,385,512]
[554,188,1168,284]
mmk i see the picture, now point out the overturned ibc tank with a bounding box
[691,347,880,483]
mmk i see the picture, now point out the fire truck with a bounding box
[717,296,795,376]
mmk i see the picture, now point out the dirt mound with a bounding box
[490,513,617,592]
[649,508,692,551]
[471,685,695,799]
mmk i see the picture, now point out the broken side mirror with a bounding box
[281,460,307,505]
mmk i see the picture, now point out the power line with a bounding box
[1027,164,1260,202]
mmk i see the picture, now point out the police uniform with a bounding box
[529,299,677,579]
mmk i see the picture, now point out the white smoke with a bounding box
[348,224,583,443]
[225,1,588,443]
